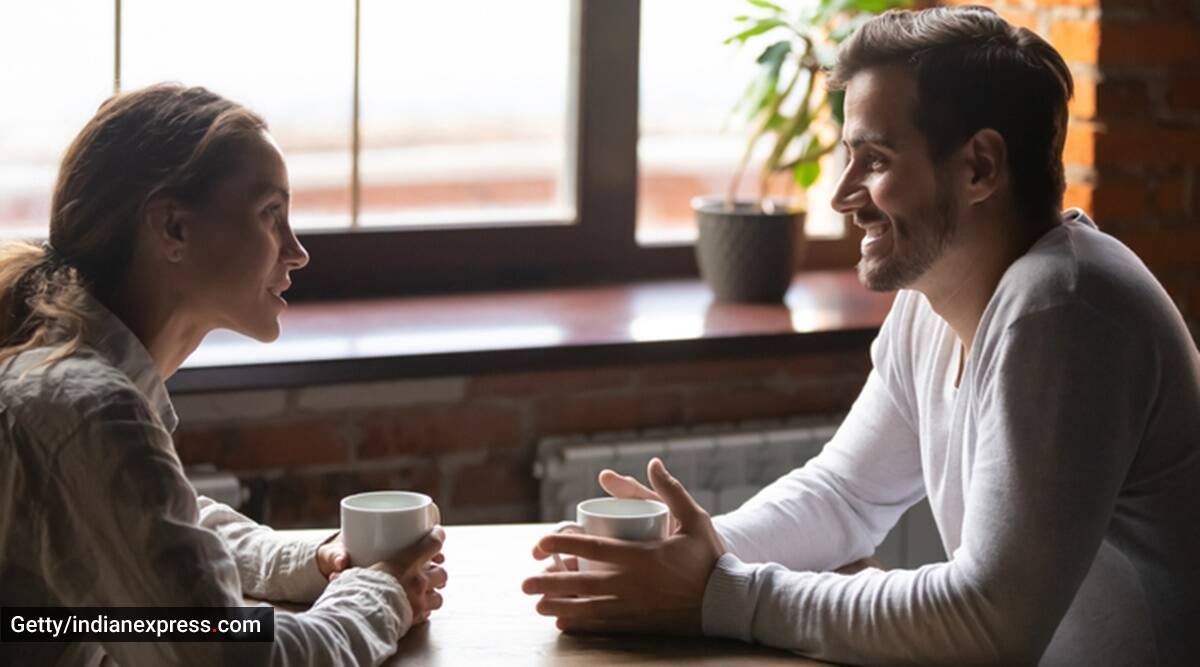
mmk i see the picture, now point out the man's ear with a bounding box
[962,128,1007,206]
[143,195,187,263]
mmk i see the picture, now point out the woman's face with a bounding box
[177,130,309,342]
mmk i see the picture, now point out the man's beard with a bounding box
[857,179,958,292]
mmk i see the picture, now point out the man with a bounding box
[522,7,1200,665]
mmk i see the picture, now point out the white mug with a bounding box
[552,497,670,571]
[340,491,440,566]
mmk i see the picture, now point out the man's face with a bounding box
[831,66,960,292]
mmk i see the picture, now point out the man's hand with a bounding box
[598,468,681,534]
[522,458,725,635]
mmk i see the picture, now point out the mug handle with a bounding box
[549,520,584,571]
[429,502,441,527]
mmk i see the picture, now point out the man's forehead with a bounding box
[841,65,919,147]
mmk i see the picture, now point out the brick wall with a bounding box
[174,350,871,528]
[944,0,1200,338]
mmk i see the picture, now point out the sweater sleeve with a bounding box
[712,369,926,571]
[701,301,1146,665]
[712,292,926,571]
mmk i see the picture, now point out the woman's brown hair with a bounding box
[0,83,266,367]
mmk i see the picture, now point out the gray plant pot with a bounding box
[692,196,805,303]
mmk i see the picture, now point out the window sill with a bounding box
[167,270,893,395]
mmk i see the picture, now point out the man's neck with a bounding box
[916,211,1052,358]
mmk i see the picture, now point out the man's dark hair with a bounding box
[829,6,1074,225]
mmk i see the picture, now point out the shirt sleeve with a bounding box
[42,391,412,667]
[701,302,1146,665]
[196,496,334,604]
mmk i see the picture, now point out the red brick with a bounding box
[1095,79,1150,120]
[1095,125,1200,166]
[262,464,441,529]
[533,390,686,437]
[449,457,538,508]
[175,420,348,471]
[688,379,861,424]
[1166,76,1200,114]
[638,357,787,387]
[1115,226,1200,269]
[357,405,524,459]
[468,368,632,398]
[1093,177,1147,221]
[1049,20,1100,64]
[1152,176,1191,216]
[1098,22,1200,67]
[1032,0,1097,7]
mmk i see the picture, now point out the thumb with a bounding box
[646,457,706,531]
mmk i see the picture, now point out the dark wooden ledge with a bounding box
[167,270,894,394]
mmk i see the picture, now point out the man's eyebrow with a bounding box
[842,132,896,151]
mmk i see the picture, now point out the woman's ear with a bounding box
[143,195,187,263]
[962,128,1008,206]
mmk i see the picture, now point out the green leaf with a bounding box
[794,160,821,188]
[756,40,791,67]
[723,18,788,45]
[746,0,786,13]
[829,89,846,126]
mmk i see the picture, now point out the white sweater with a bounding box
[703,211,1200,665]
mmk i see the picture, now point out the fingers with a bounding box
[534,533,644,567]
[428,564,449,589]
[647,458,706,530]
[535,595,625,619]
[432,552,445,565]
[542,555,578,573]
[522,571,623,597]
[598,469,660,501]
[398,526,446,570]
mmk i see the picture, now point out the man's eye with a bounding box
[868,154,887,169]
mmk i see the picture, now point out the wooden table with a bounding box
[273,523,828,666]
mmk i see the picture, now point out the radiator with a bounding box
[534,414,946,569]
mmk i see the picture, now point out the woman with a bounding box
[0,84,446,665]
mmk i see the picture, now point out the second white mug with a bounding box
[552,497,670,571]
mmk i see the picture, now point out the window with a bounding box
[0,0,855,299]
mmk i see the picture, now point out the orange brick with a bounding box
[1050,20,1100,64]
[639,357,787,387]
[1099,22,1200,67]
[1063,124,1096,167]
[999,10,1040,34]
[1033,0,1097,6]
[1063,183,1095,214]
[1070,77,1097,120]
[263,464,442,529]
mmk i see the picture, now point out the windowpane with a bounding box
[637,0,844,245]
[0,1,114,238]
[123,0,355,231]
[357,0,573,229]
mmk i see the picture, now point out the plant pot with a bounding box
[692,196,805,303]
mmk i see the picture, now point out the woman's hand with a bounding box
[368,527,449,625]
[321,532,447,582]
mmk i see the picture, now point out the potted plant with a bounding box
[694,0,910,303]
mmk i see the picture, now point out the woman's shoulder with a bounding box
[1,344,152,445]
